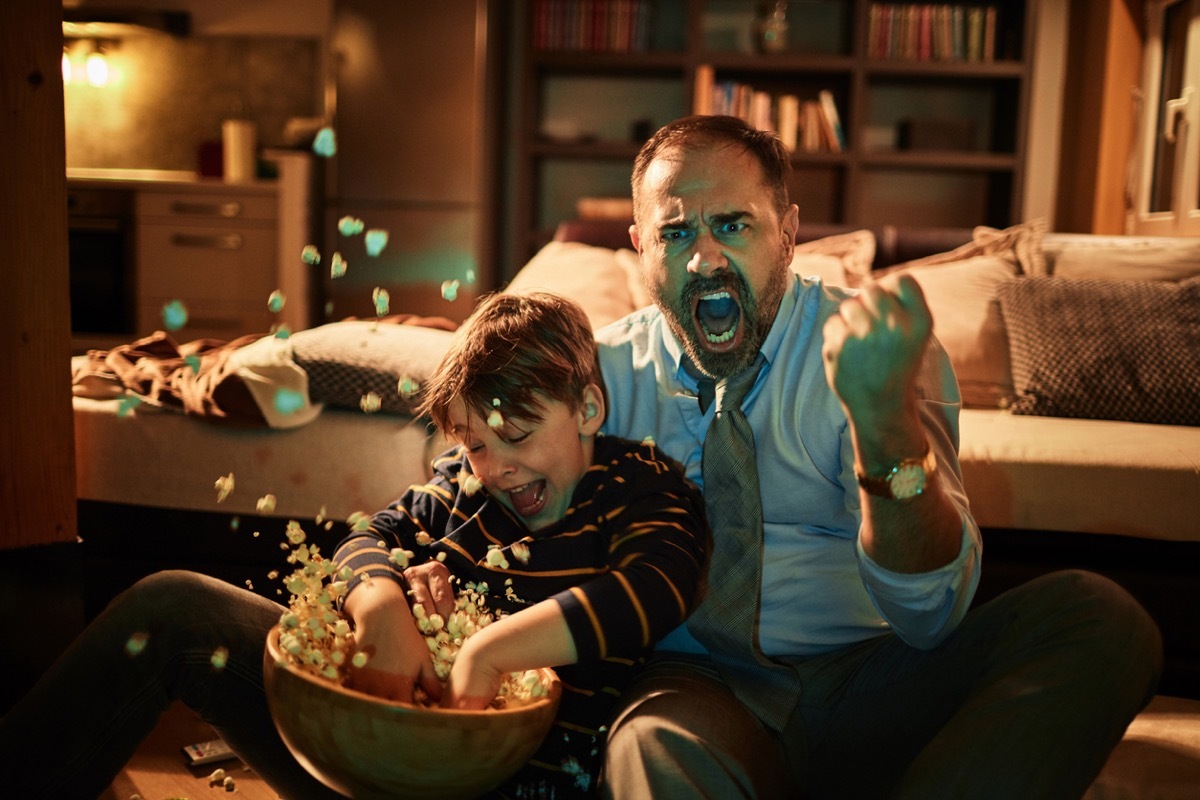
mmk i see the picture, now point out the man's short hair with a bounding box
[631,115,792,223]
[419,292,604,433]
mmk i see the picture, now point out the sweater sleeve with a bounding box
[554,443,708,661]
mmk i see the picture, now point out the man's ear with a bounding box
[781,204,799,261]
[629,223,642,255]
[578,383,605,436]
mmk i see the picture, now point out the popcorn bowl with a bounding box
[263,627,562,800]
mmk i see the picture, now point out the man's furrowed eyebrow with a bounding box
[709,211,750,226]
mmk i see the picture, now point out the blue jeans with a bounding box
[0,570,342,799]
[601,570,1163,799]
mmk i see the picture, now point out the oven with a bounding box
[67,185,136,350]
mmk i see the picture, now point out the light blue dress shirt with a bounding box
[596,273,982,658]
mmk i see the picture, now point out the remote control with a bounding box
[182,737,237,766]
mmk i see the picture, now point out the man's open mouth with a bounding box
[694,290,743,349]
[508,479,547,518]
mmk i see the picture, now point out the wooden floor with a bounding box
[101,702,278,800]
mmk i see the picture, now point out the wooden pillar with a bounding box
[0,0,76,547]
[1056,0,1145,233]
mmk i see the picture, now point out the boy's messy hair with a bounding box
[418,291,604,434]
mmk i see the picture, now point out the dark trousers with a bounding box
[601,570,1162,799]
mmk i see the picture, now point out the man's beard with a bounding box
[652,259,788,380]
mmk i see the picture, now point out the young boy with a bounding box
[334,291,708,797]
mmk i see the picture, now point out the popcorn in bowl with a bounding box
[262,517,562,800]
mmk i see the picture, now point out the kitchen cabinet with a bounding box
[507,0,1033,272]
[135,185,280,340]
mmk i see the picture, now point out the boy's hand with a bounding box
[440,635,504,711]
[403,560,456,618]
[343,578,442,704]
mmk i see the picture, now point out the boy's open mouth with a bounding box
[508,479,547,518]
[694,290,744,352]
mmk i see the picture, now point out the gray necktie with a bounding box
[687,357,802,731]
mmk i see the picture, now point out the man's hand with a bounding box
[440,636,506,711]
[821,272,933,428]
[403,560,456,619]
[343,578,442,704]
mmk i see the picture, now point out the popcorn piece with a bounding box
[487,409,503,429]
[364,229,389,257]
[461,473,484,497]
[300,244,321,266]
[372,286,390,316]
[441,279,460,302]
[337,216,364,237]
[184,354,202,373]
[414,531,433,546]
[256,493,277,514]
[347,511,371,532]
[210,647,229,669]
[267,290,286,313]
[486,547,509,570]
[208,768,226,783]
[511,540,531,564]
[397,375,419,399]
[125,631,149,657]
[330,251,347,279]
[360,392,382,413]
[312,126,337,158]
[223,775,236,792]
[116,394,142,418]
[274,387,305,416]
[389,547,412,568]
[273,323,292,339]
[161,299,188,331]
[212,473,235,503]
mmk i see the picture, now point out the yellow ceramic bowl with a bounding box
[263,627,561,800]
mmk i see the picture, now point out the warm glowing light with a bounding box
[62,48,72,84]
[86,48,109,87]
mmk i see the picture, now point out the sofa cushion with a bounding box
[290,321,456,415]
[997,276,1200,426]
[1043,233,1200,282]
[505,241,637,329]
[876,220,1046,408]
[790,228,876,287]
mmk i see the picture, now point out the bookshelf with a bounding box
[506,0,1032,278]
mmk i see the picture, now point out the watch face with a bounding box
[889,462,927,499]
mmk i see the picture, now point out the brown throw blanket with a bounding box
[73,330,271,426]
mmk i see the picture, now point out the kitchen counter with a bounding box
[67,167,278,195]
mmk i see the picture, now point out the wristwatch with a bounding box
[855,447,938,501]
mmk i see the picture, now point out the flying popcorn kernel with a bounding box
[184,354,202,373]
[397,375,419,399]
[162,299,188,331]
[414,531,433,546]
[125,631,150,656]
[642,435,656,446]
[364,229,389,257]
[274,387,305,416]
[210,647,229,669]
[230,516,240,531]
[214,473,235,503]
[257,494,277,514]
[461,473,483,497]
[441,279,460,302]
[300,244,321,266]
[312,126,337,158]
[360,392,382,413]
[273,324,292,339]
[372,286,390,316]
[116,394,142,418]
[511,540,531,564]
[267,290,286,313]
[389,548,412,568]
[487,409,503,429]
[330,251,347,279]
[486,547,509,570]
[347,511,371,532]
[337,216,364,237]
[465,267,476,284]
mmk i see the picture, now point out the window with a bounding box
[1130,0,1200,235]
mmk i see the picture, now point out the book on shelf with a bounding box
[818,90,846,152]
[867,4,1000,63]
[576,196,635,220]
[777,95,799,152]
[533,0,651,53]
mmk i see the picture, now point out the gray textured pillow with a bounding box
[996,276,1200,425]
[290,321,455,415]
